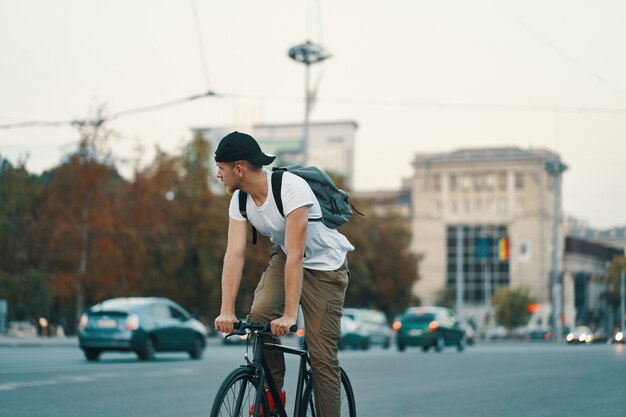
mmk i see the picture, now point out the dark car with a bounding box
[78,297,208,361]
[393,306,465,353]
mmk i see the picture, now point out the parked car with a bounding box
[295,307,392,351]
[566,325,594,344]
[460,318,476,345]
[341,308,392,350]
[337,315,370,350]
[393,306,466,353]
[78,297,208,361]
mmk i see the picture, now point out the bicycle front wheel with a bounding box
[210,366,269,417]
[300,367,356,417]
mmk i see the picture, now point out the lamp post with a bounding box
[288,40,331,165]
[619,269,626,334]
[545,157,568,342]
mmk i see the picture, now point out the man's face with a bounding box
[216,162,240,194]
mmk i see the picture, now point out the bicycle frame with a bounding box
[249,331,311,417]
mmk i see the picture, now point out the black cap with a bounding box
[214,131,276,166]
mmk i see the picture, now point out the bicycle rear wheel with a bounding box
[300,367,356,417]
[210,366,269,417]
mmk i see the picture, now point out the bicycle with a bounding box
[210,321,356,417]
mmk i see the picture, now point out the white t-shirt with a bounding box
[228,171,354,271]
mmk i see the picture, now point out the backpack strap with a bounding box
[238,191,257,245]
[271,170,285,217]
[271,169,322,223]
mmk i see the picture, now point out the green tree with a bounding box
[606,256,626,328]
[491,286,536,335]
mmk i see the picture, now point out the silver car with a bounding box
[341,308,392,350]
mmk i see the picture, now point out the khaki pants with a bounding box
[249,246,349,417]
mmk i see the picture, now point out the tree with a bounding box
[341,203,421,320]
[0,156,52,324]
[38,117,128,331]
[491,286,536,335]
[434,287,454,309]
[606,256,626,329]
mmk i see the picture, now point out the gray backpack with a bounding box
[238,164,362,244]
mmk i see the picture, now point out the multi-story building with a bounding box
[408,147,564,326]
[192,120,358,191]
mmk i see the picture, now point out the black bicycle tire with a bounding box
[210,366,269,417]
[300,367,356,417]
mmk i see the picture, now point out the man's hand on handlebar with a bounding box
[271,315,297,337]
[214,312,238,333]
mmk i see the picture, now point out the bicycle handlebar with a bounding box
[232,321,298,335]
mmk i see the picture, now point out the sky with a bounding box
[1,0,625,229]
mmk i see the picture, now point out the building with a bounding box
[563,237,623,332]
[192,120,358,191]
[408,147,564,326]
[566,217,626,251]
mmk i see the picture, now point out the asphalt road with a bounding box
[1,339,625,417]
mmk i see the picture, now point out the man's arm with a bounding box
[271,205,308,337]
[214,217,248,333]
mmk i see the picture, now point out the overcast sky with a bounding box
[1,0,625,229]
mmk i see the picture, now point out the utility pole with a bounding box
[545,157,567,342]
[619,269,626,333]
[456,225,464,317]
[288,41,331,165]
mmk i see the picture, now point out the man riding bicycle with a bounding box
[213,131,354,417]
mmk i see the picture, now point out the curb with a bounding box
[0,336,78,348]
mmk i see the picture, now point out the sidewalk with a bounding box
[0,334,78,348]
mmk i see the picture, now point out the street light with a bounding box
[288,40,331,165]
[545,158,568,342]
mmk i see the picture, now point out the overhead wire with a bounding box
[190,0,212,91]
[0,91,216,130]
[1,91,625,130]
[219,92,626,115]
[494,5,626,101]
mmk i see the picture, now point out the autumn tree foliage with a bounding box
[1,128,421,333]
[341,203,421,321]
[38,122,128,329]
[0,157,51,322]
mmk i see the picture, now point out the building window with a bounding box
[485,174,496,190]
[446,225,511,305]
[327,136,345,144]
[474,174,484,191]
[451,200,458,213]
[498,172,507,191]
[461,175,472,191]
[515,173,524,189]
[449,174,457,191]
[497,198,508,214]
[432,174,441,192]
[485,198,493,213]
[432,201,442,216]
